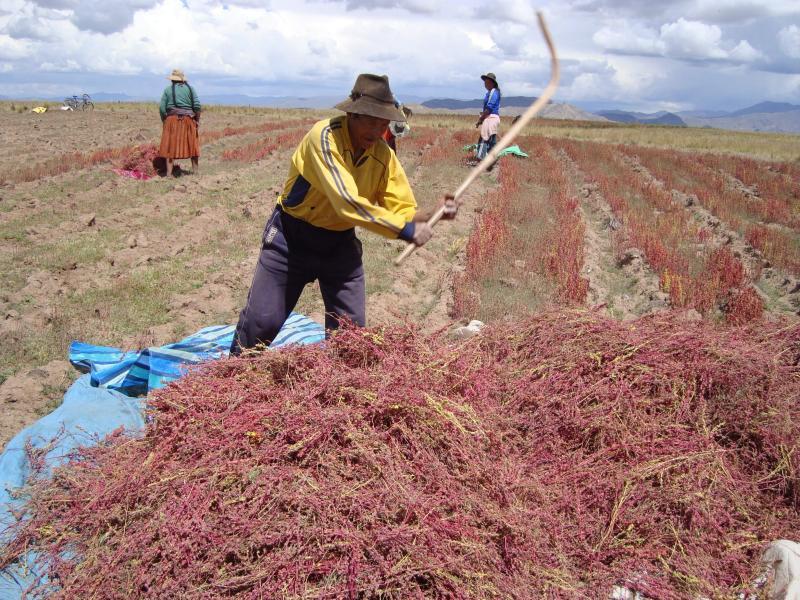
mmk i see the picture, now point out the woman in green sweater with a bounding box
[158,69,202,176]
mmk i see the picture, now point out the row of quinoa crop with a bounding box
[557,139,762,323]
[1,145,149,185]
[397,126,471,183]
[219,119,448,165]
[622,145,800,277]
[0,118,315,185]
[221,128,308,162]
[696,153,800,228]
[453,136,587,320]
[200,117,315,145]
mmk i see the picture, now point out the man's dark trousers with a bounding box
[231,207,365,354]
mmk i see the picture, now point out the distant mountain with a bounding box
[422,96,548,110]
[10,89,800,133]
[418,96,605,122]
[596,110,687,127]
[590,101,800,132]
[674,101,800,132]
[422,98,483,110]
[200,94,342,109]
[88,92,146,102]
[729,101,800,118]
[683,110,800,133]
[594,110,638,124]
[677,109,730,118]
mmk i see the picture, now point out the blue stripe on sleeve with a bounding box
[283,174,311,208]
[398,221,415,242]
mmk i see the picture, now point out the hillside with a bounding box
[422,96,554,110]
[417,96,606,122]
[596,110,687,127]
[589,101,800,133]
[684,106,800,133]
[729,101,800,118]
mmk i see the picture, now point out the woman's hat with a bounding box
[334,74,406,122]
[168,69,186,82]
[480,72,499,87]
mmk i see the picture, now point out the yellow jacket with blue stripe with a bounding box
[277,116,417,241]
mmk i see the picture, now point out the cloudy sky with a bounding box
[0,0,798,112]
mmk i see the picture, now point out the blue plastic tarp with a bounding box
[69,313,324,396]
[0,376,146,596]
[0,313,324,598]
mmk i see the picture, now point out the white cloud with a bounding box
[659,18,726,59]
[465,30,494,52]
[594,17,764,65]
[488,23,529,58]
[688,0,800,23]
[568,0,800,24]
[567,72,605,99]
[325,0,440,14]
[1,3,72,41]
[0,35,31,60]
[562,0,662,20]
[779,24,800,59]
[0,0,796,111]
[593,21,665,56]
[24,0,161,34]
[687,0,768,24]
[474,0,537,25]
[611,61,663,96]
[4,14,59,41]
[307,39,328,57]
[219,0,272,7]
[39,58,80,71]
[728,39,762,62]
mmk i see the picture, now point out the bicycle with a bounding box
[62,94,94,111]
[80,93,94,110]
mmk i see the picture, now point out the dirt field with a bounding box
[0,103,798,449]
[0,104,489,447]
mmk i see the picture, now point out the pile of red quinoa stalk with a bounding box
[3,310,799,598]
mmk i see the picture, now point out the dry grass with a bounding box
[526,119,800,162]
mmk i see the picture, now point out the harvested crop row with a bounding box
[3,311,799,599]
[555,145,668,319]
[622,145,800,277]
[695,153,800,230]
[453,138,588,320]
[221,128,308,162]
[558,140,760,321]
[0,118,315,185]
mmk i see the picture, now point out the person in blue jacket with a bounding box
[475,72,501,161]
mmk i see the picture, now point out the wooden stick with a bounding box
[395,11,560,266]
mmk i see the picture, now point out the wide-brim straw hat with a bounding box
[168,69,186,82]
[481,72,499,87]
[334,74,406,122]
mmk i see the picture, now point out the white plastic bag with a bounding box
[762,540,800,600]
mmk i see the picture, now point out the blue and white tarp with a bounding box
[69,312,325,397]
[0,313,324,598]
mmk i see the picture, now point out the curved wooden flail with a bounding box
[395,11,560,266]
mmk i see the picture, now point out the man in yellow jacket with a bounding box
[231,73,457,353]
